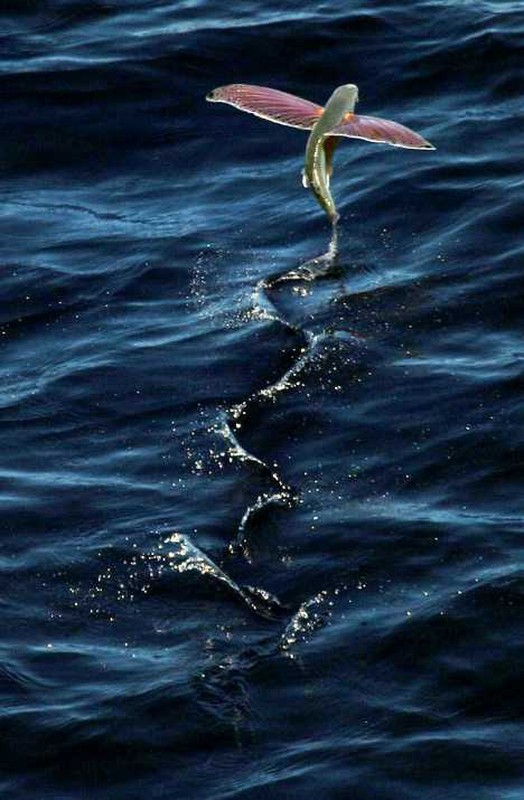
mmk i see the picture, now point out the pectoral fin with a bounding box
[330,113,435,150]
[206,84,322,130]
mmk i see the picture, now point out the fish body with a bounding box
[302,84,359,223]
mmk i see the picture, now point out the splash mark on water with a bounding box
[71,229,353,628]
[160,532,287,621]
[218,226,342,565]
[279,589,333,656]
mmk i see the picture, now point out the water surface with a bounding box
[1,1,523,798]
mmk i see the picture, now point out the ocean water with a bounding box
[1,1,523,798]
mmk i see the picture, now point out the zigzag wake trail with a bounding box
[218,226,340,567]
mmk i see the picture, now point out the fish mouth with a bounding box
[206,90,217,101]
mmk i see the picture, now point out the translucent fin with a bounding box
[207,84,434,150]
[330,113,435,150]
[206,84,322,130]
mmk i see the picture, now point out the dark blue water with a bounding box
[1,1,523,798]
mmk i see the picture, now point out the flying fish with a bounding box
[206,83,434,223]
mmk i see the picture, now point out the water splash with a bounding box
[160,532,287,621]
[280,589,333,655]
[218,226,343,561]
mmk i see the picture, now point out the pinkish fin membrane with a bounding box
[206,84,322,130]
[331,113,434,150]
[207,84,434,150]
